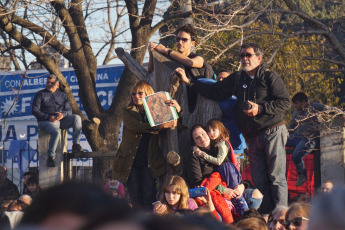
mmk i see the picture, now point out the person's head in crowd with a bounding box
[18,195,33,206]
[190,124,211,150]
[0,166,7,185]
[26,176,40,194]
[19,182,133,230]
[319,180,333,194]
[284,202,311,230]
[23,172,36,186]
[239,42,264,76]
[292,92,309,111]
[217,70,231,82]
[237,216,268,230]
[240,208,266,222]
[175,24,197,55]
[130,80,154,108]
[46,75,60,93]
[104,170,113,184]
[159,176,190,214]
[308,186,345,230]
[296,193,311,203]
[205,119,230,143]
[268,205,288,230]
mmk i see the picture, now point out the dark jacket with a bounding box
[0,179,20,202]
[112,104,166,183]
[32,88,72,122]
[190,65,291,137]
[185,147,218,188]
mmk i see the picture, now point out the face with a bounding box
[28,183,38,193]
[217,72,230,82]
[131,90,146,106]
[23,175,32,185]
[192,127,211,148]
[293,100,307,111]
[240,47,262,75]
[285,213,309,230]
[207,127,220,141]
[46,78,60,93]
[269,210,287,230]
[176,31,195,54]
[321,182,333,193]
[164,185,181,207]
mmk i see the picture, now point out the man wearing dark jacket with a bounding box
[32,75,83,167]
[178,43,291,214]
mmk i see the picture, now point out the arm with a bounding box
[61,93,72,118]
[176,67,233,101]
[32,92,50,121]
[258,72,291,116]
[203,141,228,166]
[148,42,155,73]
[123,108,155,134]
[154,43,204,68]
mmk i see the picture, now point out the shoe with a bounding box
[72,144,84,153]
[295,174,307,186]
[47,156,56,167]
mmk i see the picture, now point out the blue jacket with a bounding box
[32,88,72,122]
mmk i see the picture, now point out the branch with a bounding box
[302,57,345,67]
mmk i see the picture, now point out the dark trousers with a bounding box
[126,166,157,210]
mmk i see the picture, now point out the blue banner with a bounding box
[0,64,124,120]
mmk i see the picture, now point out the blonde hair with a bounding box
[205,119,230,142]
[236,217,268,230]
[285,202,312,220]
[160,176,190,214]
[130,80,154,105]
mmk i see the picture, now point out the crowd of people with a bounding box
[1,24,344,229]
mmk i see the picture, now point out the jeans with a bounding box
[243,188,263,210]
[246,124,288,214]
[286,134,317,176]
[126,166,157,211]
[38,115,82,158]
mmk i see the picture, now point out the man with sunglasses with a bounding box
[32,75,84,167]
[148,24,213,112]
[179,43,291,215]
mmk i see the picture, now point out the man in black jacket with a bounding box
[178,43,291,214]
[32,75,83,167]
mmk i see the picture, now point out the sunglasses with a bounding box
[239,53,256,59]
[176,37,189,43]
[283,217,309,228]
[131,92,144,96]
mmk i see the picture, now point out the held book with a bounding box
[142,91,179,127]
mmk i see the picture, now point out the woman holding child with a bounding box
[112,80,180,210]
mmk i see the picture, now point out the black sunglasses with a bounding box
[131,92,144,96]
[239,53,256,59]
[283,217,309,228]
[176,37,189,43]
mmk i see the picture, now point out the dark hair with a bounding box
[240,43,264,56]
[189,124,206,145]
[292,92,308,103]
[27,176,39,186]
[47,74,59,84]
[205,119,229,142]
[240,208,265,222]
[218,69,231,75]
[176,24,197,42]
[24,171,36,177]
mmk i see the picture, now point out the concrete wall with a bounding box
[38,129,67,189]
[320,120,345,185]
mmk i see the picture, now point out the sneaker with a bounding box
[72,144,84,153]
[295,174,307,186]
[47,156,56,167]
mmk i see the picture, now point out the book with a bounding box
[142,91,179,127]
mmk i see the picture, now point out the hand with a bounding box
[165,99,181,113]
[49,115,58,123]
[148,42,157,53]
[174,68,189,85]
[159,120,178,129]
[153,203,167,215]
[224,188,240,199]
[234,184,245,198]
[55,112,64,120]
[204,187,215,211]
[243,100,259,117]
[192,146,205,158]
[154,43,168,54]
